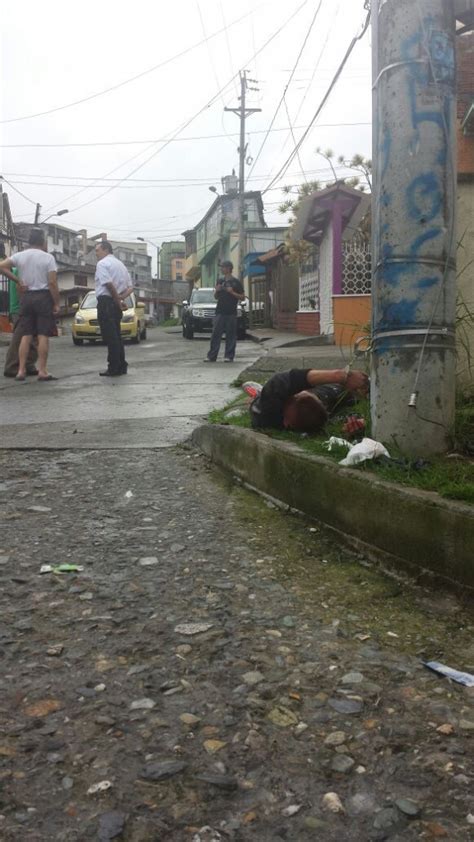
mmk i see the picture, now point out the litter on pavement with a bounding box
[423,660,474,687]
[87,780,113,795]
[324,436,390,466]
[40,564,84,574]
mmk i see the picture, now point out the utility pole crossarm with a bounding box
[224,107,261,117]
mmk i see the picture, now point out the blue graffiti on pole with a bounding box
[375,16,452,336]
[380,298,419,327]
[406,173,443,223]
[417,276,438,289]
[410,228,443,255]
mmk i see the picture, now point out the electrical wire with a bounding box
[0,122,371,148]
[262,5,371,195]
[247,0,323,180]
[293,0,342,125]
[0,8,259,125]
[196,1,226,108]
[220,0,239,98]
[196,0,237,147]
[4,164,354,187]
[262,0,338,185]
[283,95,308,183]
[43,0,328,217]
[1,177,37,206]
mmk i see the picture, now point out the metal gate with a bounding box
[248,275,270,328]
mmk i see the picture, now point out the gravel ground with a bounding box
[1,447,473,841]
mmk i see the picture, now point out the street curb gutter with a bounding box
[192,424,474,592]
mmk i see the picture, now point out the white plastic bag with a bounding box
[339,437,390,466]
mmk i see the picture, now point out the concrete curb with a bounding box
[246,330,334,349]
[192,424,474,592]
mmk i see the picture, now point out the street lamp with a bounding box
[37,208,69,225]
[208,186,220,195]
[137,237,160,321]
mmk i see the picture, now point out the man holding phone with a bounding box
[205,260,245,363]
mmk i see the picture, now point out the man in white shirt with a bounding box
[95,240,133,377]
[0,228,60,382]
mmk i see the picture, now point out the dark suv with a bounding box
[181,287,246,339]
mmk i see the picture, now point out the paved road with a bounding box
[0,329,261,449]
[1,327,473,841]
[1,447,473,841]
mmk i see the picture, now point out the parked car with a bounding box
[71,291,147,345]
[181,287,247,340]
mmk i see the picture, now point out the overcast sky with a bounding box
[1,0,372,269]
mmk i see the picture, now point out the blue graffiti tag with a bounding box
[406,174,443,223]
[375,16,452,335]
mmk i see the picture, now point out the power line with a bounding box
[247,0,323,180]
[45,0,328,217]
[0,8,259,125]
[197,0,238,148]
[283,95,308,183]
[262,5,371,195]
[3,164,354,187]
[1,177,37,206]
[293,0,342,126]
[220,0,239,98]
[0,122,371,148]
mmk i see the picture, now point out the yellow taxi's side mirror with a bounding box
[72,302,79,310]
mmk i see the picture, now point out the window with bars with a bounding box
[299,270,320,311]
[342,235,371,295]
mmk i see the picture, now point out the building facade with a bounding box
[159,241,186,281]
[184,190,267,290]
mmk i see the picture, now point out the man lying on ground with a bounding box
[249,368,369,433]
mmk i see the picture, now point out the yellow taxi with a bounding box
[72,291,147,345]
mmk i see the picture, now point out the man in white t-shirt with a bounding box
[95,240,133,377]
[0,228,60,382]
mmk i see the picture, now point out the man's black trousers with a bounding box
[97,295,127,374]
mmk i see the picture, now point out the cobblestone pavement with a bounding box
[1,448,473,841]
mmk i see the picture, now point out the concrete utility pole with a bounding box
[34,203,41,225]
[225,71,261,280]
[371,0,457,455]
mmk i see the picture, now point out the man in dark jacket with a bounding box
[250,367,368,432]
[205,260,245,363]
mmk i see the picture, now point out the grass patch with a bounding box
[208,393,474,504]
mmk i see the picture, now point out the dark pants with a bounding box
[207,314,237,361]
[4,314,38,377]
[97,296,126,374]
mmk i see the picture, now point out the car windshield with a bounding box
[81,293,133,309]
[81,292,97,309]
[191,289,215,304]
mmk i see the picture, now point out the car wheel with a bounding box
[132,325,141,344]
[73,337,83,346]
